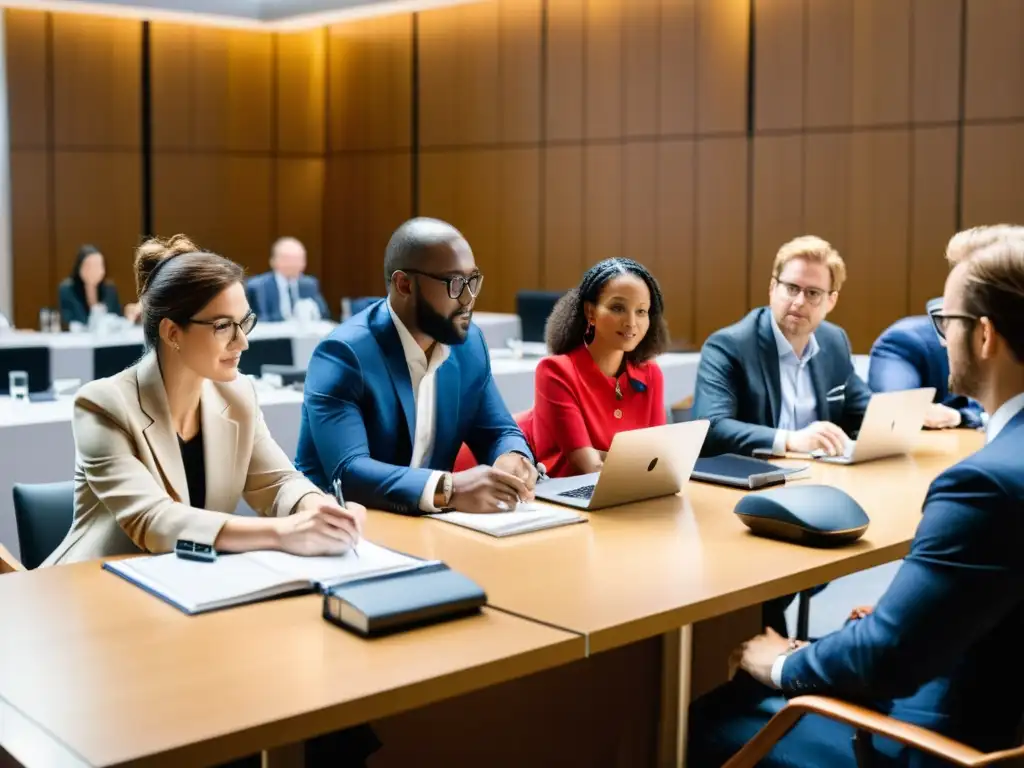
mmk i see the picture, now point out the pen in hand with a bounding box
[331,477,359,559]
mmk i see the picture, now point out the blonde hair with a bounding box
[945,224,1024,265]
[772,236,847,293]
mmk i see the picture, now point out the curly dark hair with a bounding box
[544,258,669,362]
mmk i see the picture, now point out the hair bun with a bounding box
[134,234,200,296]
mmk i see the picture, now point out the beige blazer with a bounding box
[44,353,322,566]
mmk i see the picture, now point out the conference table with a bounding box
[0,431,981,767]
[0,353,701,561]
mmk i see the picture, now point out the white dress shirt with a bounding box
[771,390,1024,688]
[770,315,821,456]
[386,299,449,512]
[274,272,299,320]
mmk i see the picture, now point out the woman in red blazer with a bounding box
[533,258,670,478]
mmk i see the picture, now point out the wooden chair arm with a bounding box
[0,542,25,573]
[723,695,1024,768]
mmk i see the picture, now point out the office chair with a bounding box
[0,346,51,394]
[516,290,563,344]
[239,337,293,377]
[341,297,384,321]
[723,696,1024,768]
[94,343,145,380]
[12,481,74,570]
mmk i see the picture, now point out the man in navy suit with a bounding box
[687,228,1024,767]
[295,217,539,515]
[246,237,331,322]
[693,236,872,460]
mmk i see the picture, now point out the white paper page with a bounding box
[109,554,298,612]
[246,540,435,587]
[429,504,584,535]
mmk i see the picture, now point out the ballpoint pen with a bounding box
[331,477,359,559]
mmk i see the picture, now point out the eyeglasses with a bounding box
[773,277,834,307]
[397,269,484,300]
[928,309,977,344]
[190,309,258,343]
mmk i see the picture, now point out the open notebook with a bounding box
[428,503,586,538]
[104,541,438,615]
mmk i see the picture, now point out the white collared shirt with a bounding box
[770,315,821,456]
[386,299,450,511]
[986,392,1024,444]
[770,390,1024,688]
[274,272,298,320]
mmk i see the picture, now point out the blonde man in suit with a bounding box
[45,234,365,567]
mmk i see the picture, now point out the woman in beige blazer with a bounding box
[45,234,365,567]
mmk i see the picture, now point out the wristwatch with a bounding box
[433,472,454,510]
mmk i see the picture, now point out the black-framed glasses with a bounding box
[398,269,484,300]
[190,309,258,343]
[773,277,834,307]
[928,309,977,343]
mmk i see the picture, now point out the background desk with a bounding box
[0,353,701,560]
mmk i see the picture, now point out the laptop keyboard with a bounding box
[559,485,596,500]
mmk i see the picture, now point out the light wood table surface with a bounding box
[367,430,983,653]
[0,562,584,768]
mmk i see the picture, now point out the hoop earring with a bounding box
[583,322,595,347]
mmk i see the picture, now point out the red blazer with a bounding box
[532,345,665,478]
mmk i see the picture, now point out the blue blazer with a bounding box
[869,316,985,428]
[781,409,1024,762]
[692,307,872,457]
[246,271,331,322]
[294,300,532,514]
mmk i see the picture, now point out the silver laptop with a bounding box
[534,420,710,510]
[813,387,936,465]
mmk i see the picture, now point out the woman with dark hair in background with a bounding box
[57,244,141,327]
[532,258,671,478]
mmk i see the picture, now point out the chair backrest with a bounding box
[0,346,51,394]
[94,343,145,380]
[12,481,74,569]
[341,297,384,322]
[453,410,535,473]
[240,337,293,377]
[516,290,563,343]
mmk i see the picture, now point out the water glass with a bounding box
[9,370,29,401]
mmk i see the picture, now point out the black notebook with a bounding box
[323,565,487,637]
[691,454,808,490]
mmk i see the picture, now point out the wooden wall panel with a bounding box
[52,14,140,149]
[585,0,623,140]
[454,151,501,309]
[695,138,748,341]
[851,0,911,127]
[909,128,957,314]
[962,124,1024,227]
[696,0,749,135]
[150,24,194,150]
[493,149,542,313]
[583,144,623,266]
[53,152,142,296]
[498,0,542,144]
[754,0,804,131]
[623,0,659,139]
[276,159,326,276]
[152,154,272,273]
[5,10,49,151]
[543,146,584,290]
[546,0,585,142]
[912,0,962,123]
[803,133,853,267]
[623,142,658,266]
[10,151,53,329]
[806,0,854,128]
[655,141,696,346]
[965,0,1024,120]
[842,131,911,350]
[659,0,697,136]
[276,30,326,154]
[418,151,460,225]
[750,136,804,307]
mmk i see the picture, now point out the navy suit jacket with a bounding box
[294,300,532,514]
[781,409,1024,761]
[692,307,872,457]
[869,315,985,428]
[246,271,331,322]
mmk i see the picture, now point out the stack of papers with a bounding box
[428,503,586,537]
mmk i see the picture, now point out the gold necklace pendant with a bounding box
[615,380,623,400]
